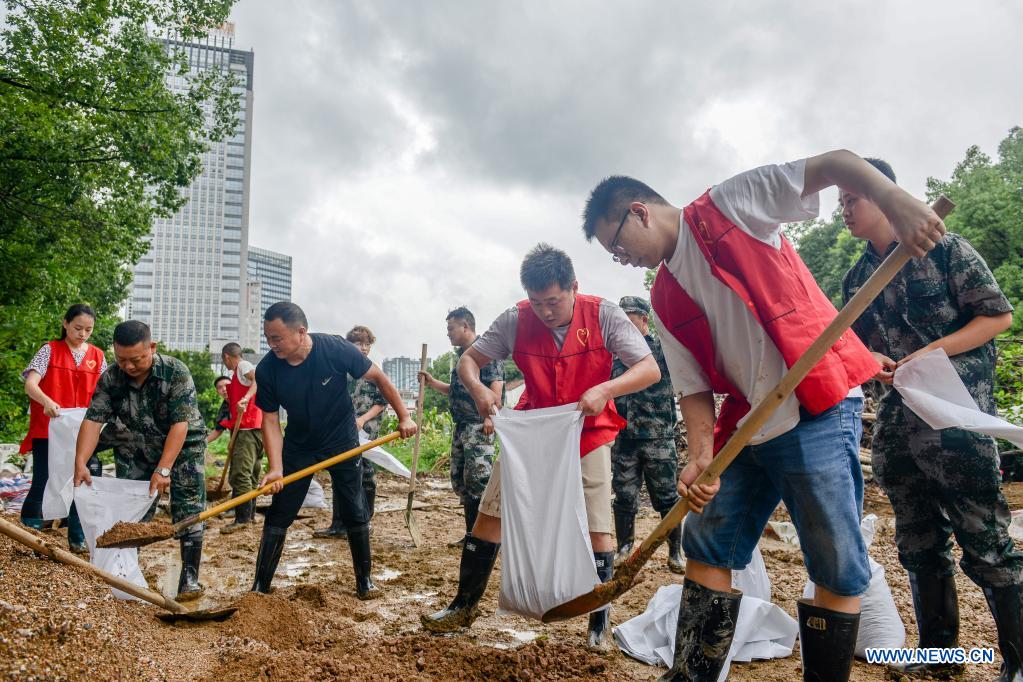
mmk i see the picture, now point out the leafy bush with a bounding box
[381,408,454,472]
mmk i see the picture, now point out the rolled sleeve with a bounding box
[652,309,712,395]
[946,236,1014,318]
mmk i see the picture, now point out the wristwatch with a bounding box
[156,467,171,477]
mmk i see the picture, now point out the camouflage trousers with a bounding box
[873,405,1023,588]
[611,437,680,515]
[113,444,207,533]
[450,421,496,503]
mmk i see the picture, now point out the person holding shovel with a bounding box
[581,150,945,682]
[217,342,264,534]
[73,320,208,600]
[19,303,107,553]
[421,244,660,649]
[417,306,504,548]
[252,302,417,600]
[840,158,1022,681]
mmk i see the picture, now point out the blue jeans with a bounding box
[682,397,871,597]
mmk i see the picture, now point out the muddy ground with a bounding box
[2,472,1021,681]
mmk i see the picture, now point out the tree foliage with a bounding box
[157,345,220,427]
[0,0,238,441]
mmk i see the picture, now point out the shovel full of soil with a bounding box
[97,431,403,549]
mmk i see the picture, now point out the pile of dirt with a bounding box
[96,520,175,547]
[218,591,313,649]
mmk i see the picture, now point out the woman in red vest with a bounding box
[20,304,107,552]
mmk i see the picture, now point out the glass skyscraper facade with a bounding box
[247,246,293,352]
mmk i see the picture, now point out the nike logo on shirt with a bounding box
[322,376,331,386]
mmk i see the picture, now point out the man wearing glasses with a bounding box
[581,151,946,682]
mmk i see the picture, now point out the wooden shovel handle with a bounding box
[216,409,245,492]
[0,516,187,613]
[637,194,956,555]
[408,344,428,493]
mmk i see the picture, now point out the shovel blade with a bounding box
[541,573,635,623]
[96,521,176,549]
[156,606,238,623]
[404,493,422,547]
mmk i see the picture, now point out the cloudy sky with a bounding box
[228,1,1022,362]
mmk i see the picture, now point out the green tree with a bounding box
[158,345,220,427]
[0,0,239,441]
[424,350,455,413]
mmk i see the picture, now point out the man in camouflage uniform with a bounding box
[611,296,683,574]
[842,158,1023,680]
[72,320,207,600]
[314,325,389,539]
[420,307,504,547]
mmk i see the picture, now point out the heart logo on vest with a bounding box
[576,328,590,346]
[86,359,97,370]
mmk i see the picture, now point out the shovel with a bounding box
[404,343,428,547]
[206,410,244,502]
[97,432,402,549]
[542,194,955,623]
[0,516,236,623]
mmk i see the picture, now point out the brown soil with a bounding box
[96,520,176,547]
[3,471,1021,681]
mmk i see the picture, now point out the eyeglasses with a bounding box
[609,208,631,262]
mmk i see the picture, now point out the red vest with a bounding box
[20,341,105,453]
[227,367,262,430]
[651,191,878,453]
[512,293,625,457]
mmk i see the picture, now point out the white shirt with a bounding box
[654,159,860,445]
[234,359,256,387]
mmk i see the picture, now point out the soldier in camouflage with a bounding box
[420,307,504,548]
[72,320,208,601]
[611,296,683,574]
[841,158,1023,680]
[314,325,389,539]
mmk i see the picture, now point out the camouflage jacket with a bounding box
[349,375,388,439]
[450,347,505,425]
[612,334,677,439]
[85,354,207,462]
[843,233,1013,414]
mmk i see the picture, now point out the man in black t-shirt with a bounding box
[253,302,417,599]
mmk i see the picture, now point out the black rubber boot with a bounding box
[658,579,742,681]
[348,524,381,600]
[983,584,1023,682]
[176,531,205,601]
[797,599,860,682]
[251,526,288,594]
[902,572,963,678]
[613,510,635,569]
[449,497,481,548]
[67,504,88,554]
[220,498,255,535]
[313,486,347,539]
[421,535,500,633]
[364,483,376,519]
[21,517,44,531]
[661,510,684,575]
[588,551,614,649]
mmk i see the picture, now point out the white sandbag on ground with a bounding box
[613,545,797,679]
[492,404,600,620]
[359,430,410,478]
[41,407,87,519]
[73,477,157,600]
[302,477,328,509]
[802,514,905,658]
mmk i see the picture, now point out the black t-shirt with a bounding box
[255,333,372,457]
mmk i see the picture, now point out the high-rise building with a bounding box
[383,356,431,391]
[246,246,293,352]
[125,23,255,351]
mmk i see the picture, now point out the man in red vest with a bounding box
[218,342,264,533]
[581,150,946,682]
[421,243,661,648]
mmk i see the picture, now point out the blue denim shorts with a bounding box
[682,397,871,597]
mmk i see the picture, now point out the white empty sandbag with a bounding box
[42,407,87,519]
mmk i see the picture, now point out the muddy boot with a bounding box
[220,499,255,535]
[613,511,634,569]
[176,531,205,601]
[983,584,1023,682]
[348,524,381,601]
[797,599,860,682]
[901,572,963,678]
[313,487,347,539]
[659,579,742,681]
[66,504,88,554]
[661,510,684,575]
[421,535,500,633]
[251,526,288,594]
[588,551,614,649]
[449,498,480,548]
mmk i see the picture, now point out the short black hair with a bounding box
[520,243,575,293]
[446,306,476,332]
[582,175,668,241]
[264,301,308,329]
[60,303,96,340]
[113,320,151,347]
[864,157,897,183]
[214,375,231,387]
[221,342,243,357]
